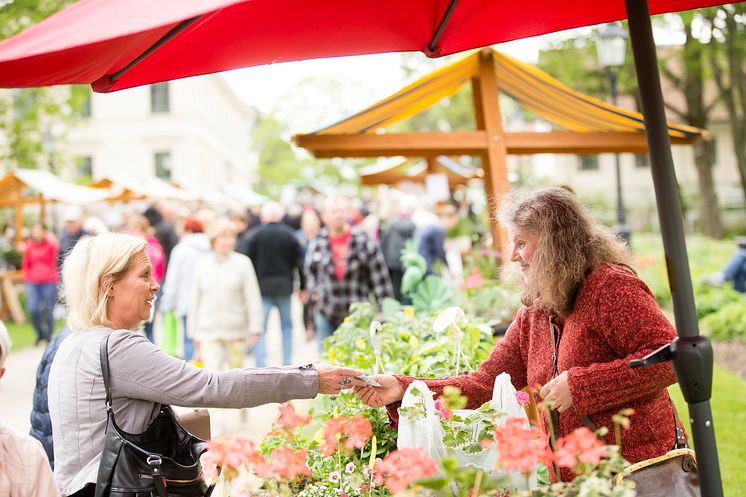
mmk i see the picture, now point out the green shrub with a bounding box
[701,300,746,342]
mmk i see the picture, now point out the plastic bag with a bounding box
[397,374,537,490]
[160,311,179,357]
[397,380,447,462]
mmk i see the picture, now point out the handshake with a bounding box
[314,365,404,406]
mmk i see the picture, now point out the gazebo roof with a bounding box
[303,48,704,140]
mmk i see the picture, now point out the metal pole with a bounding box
[609,69,631,245]
[625,0,723,496]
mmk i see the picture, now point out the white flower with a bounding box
[432,306,465,333]
[362,466,372,477]
[345,462,356,474]
[578,475,613,497]
[328,471,341,483]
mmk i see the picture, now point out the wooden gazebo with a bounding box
[294,48,705,250]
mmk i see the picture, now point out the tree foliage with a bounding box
[0,0,86,172]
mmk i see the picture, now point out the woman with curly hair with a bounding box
[355,186,682,481]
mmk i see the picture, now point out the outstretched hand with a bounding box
[353,375,404,407]
[315,363,368,396]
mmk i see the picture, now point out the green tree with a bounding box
[0,0,85,172]
[704,4,746,207]
[659,11,724,238]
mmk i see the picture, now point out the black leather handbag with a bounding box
[95,334,215,497]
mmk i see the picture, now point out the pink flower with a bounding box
[320,414,373,455]
[434,399,453,419]
[276,402,311,430]
[329,471,341,483]
[515,391,531,406]
[269,448,311,479]
[320,416,347,456]
[460,269,486,290]
[374,448,438,494]
[345,462,356,474]
[554,427,608,470]
[344,414,373,450]
[493,418,549,474]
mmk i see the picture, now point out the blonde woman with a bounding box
[356,187,681,482]
[189,218,262,371]
[48,233,364,497]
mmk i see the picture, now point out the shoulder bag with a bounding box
[610,406,699,496]
[95,334,215,497]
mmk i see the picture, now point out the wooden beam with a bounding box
[504,131,697,154]
[473,48,510,253]
[296,130,696,158]
[294,131,490,157]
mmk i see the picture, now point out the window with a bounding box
[150,82,170,113]
[635,154,649,168]
[80,93,92,117]
[578,155,599,171]
[76,156,93,177]
[154,151,172,180]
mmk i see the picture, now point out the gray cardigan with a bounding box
[48,327,318,496]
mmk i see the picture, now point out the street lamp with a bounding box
[596,22,631,245]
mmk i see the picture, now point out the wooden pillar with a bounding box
[39,195,47,226]
[471,48,510,253]
[14,199,23,248]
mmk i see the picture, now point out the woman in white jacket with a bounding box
[189,217,263,372]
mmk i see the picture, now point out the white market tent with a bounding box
[0,169,115,245]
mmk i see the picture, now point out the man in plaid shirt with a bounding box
[305,196,393,351]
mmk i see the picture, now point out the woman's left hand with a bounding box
[539,371,573,413]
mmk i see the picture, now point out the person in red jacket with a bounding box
[22,223,59,344]
[355,187,681,482]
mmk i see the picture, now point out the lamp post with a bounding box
[597,22,631,245]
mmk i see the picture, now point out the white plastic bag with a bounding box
[397,374,537,491]
[396,380,447,461]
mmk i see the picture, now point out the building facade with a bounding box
[64,75,254,192]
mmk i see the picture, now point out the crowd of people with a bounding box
[3,186,739,495]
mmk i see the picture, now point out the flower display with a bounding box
[269,447,312,479]
[373,448,438,494]
[554,427,609,470]
[276,401,312,430]
[493,418,551,474]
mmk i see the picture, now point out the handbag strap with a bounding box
[99,334,113,415]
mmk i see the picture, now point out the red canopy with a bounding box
[0,0,728,92]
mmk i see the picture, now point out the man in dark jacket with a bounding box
[246,202,303,367]
[56,206,88,277]
[380,208,416,303]
[29,325,71,468]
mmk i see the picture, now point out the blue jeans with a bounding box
[315,312,342,355]
[723,248,746,293]
[27,282,56,342]
[254,295,293,367]
[181,315,194,361]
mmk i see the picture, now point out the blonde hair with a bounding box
[498,187,633,315]
[62,233,148,331]
[207,217,237,245]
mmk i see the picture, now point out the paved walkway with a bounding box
[0,295,320,440]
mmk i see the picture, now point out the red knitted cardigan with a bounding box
[388,263,681,481]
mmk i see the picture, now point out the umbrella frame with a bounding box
[625,1,722,496]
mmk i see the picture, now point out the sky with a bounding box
[222,36,549,131]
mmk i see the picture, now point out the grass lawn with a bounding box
[670,365,746,496]
[5,319,65,352]
[5,320,39,351]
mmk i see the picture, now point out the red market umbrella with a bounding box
[0,1,731,495]
[0,0,729,92]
